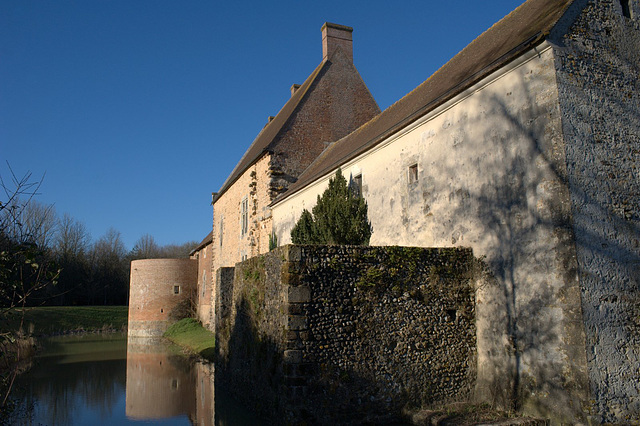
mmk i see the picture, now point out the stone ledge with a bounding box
[288,286,311,303]
[284,350,303,364]
[288,315,308,331]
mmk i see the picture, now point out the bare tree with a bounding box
[54,213,91,259]
[0,164,58,312]
[0,164,43,239]
[89,228,128,305]
[0,165,59,414]
[130,234,198,259]
[20,200,57,249]
[158,240,198,258]
[130,233,161,259]
[93,228,126,259]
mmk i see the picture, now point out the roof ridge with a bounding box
[274,0,577,205]
[190,230,213,255]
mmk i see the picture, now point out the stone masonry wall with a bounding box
[552,0,640,422]
[193,242,213,328]
[273,45,591,423]
[212,154,273,273]
[268,46,380,197]
[215,245,476,424]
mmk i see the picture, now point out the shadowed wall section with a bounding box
[215,245,477,424]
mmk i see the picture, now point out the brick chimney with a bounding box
[321,22,353,63]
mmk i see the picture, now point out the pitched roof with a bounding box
[274,0,576,204]
[212,60,328,202]
[190,230,213,255]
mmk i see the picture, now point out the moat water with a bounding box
[8,333,263,425]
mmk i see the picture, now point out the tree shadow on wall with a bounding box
[217,293,425,425]
[215,296,285,420]
[423,58,639,420]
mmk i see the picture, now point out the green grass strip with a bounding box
[164,318,215,361]
[1,306,128,336]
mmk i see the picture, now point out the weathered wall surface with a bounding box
[195,362,215,426]
[211,27,379,277]
[268,47,380,192]
[551,0,640,422]
[213,154,273,273]
[193,243,213,327]
[272,46,590,422]
[128,258,197,337]
[215,245,476,424]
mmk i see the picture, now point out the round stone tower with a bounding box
[128,258,197,337]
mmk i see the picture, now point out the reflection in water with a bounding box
[10,333,129,425]
[9,333,263,425]
[125,336,198,421]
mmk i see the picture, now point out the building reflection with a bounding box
[196,362,216,426]
[125,337,215,425]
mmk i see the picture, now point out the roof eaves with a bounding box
[189,230,213,255]
[274,0,579,205]
[274,11,561,206]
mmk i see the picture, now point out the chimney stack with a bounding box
[321,22,353,63]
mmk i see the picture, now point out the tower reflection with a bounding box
[125,336,215,424]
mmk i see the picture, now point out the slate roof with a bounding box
[274,0,576,204]
[212,60,328,203]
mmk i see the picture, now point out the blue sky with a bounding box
[1,0,525,250]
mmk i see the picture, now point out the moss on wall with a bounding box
[215,244,477,424]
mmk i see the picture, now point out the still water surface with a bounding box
[10,333,263,425]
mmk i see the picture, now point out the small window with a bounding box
[349,173,363,196]
[219,216,224,247]
[621,0,632,18]
[354,174,362,195]
[173,285,180,295]
[241,196,249,236]
[202,271,206,297]
[408,164,418,184]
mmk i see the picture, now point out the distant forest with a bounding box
[1,168,197,307]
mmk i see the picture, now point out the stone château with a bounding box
[129,0,640,423]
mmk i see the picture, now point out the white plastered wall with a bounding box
[272,44,589,422]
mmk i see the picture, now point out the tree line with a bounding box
[1,168,197,308]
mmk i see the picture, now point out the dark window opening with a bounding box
[350,174,363,197]
[173,285,180,295]
[446,309,457,322]
[621,0,632,18]
[408,164,418,184]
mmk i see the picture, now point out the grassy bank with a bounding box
[1,306,128,337]
[164,318,215,361]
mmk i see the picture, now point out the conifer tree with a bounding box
[290,169,372,245]
[290,209,316,244]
